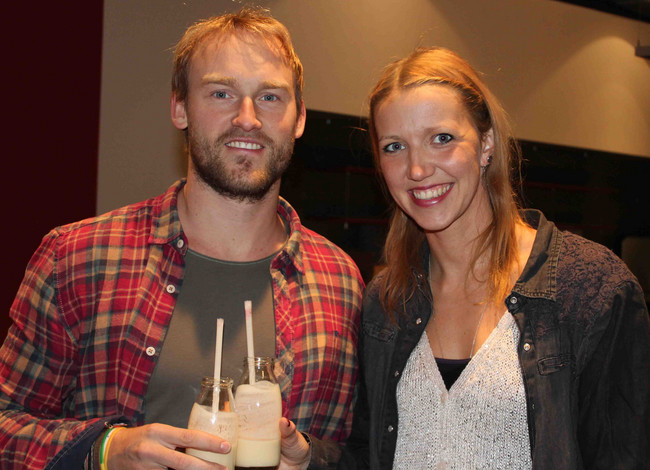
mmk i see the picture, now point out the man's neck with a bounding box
[177,178,288,262]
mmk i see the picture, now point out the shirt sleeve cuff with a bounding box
[303,433,342,470]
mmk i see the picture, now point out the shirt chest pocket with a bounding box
[361,321,398,382]
[534,318,572,376]
[363,321,397,343]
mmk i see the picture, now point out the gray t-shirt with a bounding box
[144,249,276,428]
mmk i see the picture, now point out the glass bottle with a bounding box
[235,357,282,468]
[186,376,238,470]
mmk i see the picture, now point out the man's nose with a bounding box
[232,97,262,131]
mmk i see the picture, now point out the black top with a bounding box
[435,357,470,390]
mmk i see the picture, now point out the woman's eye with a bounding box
[383,142,404,153]
[433,133,454,144]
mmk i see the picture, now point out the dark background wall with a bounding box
[1,4,104,339]
[283,111,650,296]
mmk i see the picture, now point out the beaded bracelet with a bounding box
[99,426,126,470]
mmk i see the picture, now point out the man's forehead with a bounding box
[194,31,289,67]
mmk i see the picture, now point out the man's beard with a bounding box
[188,127,295,203]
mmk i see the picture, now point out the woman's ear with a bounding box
[480,128,495,167]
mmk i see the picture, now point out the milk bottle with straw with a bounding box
[235,301,282,468]
[186,318,238,469]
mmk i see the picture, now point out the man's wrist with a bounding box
[89,422,128,470]
[89,430,108,470]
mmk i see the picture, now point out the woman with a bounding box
[282,47,649,469]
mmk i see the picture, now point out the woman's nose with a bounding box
[407,150,434,181]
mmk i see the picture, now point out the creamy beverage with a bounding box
[234,380,282,467]
[235,437,282,467]
[187,403,238,469]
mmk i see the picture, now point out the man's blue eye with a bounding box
[261,95,278,102]
[213,91,229,99]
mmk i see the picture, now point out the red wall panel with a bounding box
[2,3,103,339]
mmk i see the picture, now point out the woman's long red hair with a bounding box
[368,47,525,321]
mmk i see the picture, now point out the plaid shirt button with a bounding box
[166,284,176,294]
[146,346,156,356]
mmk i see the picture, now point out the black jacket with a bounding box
[311,210,650,469]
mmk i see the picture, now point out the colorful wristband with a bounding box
[99,426,126,470]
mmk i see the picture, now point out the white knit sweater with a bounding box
[393,312,532,469]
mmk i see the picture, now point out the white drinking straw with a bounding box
[244,300,255,384]
[213,318,224,416]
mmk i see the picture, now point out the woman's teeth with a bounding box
[412,183,452,200]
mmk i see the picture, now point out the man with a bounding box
[0,8,363,469]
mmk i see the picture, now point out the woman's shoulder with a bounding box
[554,230,642,326]
[558,230,633,285]
[362,270,401,321]
[361,269,425,330]
[362,271,387,314]
[360,271,402,344]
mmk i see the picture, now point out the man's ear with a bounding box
[171,94,188,130]
[294,100,306,139]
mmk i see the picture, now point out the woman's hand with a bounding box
[279,417,311,470]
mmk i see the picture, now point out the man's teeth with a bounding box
[226,141,263,150]
[412,184,452,200]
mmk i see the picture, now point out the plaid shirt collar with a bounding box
[276,195,306,277]
[150,179,305,276]
[149,179,185,247]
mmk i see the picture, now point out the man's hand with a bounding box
[279,417,311,470]
[106,423,231,469]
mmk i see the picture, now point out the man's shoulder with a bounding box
[296,225,360,273]
[47,183,180,249]
[54,197,157,239]
[292,225,365,314]
[279,197,362,281]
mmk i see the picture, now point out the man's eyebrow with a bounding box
[201,75,236,87]
[200,75,291,94]
[259,80,291,92]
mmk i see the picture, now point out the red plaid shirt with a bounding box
[0,180,363,469]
